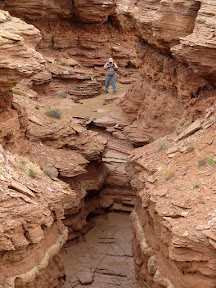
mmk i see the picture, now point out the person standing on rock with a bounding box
[104,58,118,94]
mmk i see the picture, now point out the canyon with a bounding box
[0,1,215,288]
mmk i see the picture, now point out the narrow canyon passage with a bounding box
[0,2,216,287]
[58,84,139,287]
[62,212,139,288]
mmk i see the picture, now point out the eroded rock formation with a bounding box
[128,111,216,288]
[0,0,215,288]
[0,8,109,288]
[116,0,216,146]
[116,1,216,287]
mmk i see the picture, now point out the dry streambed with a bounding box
[62,212,139,288]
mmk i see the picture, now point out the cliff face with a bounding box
[128,113,216,288]
[0,146,73,288]
[0,10,44,93]
[0,0,138,88]
[116,0,216,145]
[0,8,109,288]
[116,1,216,287]
[0,0,73,20]
[0,1,216,288]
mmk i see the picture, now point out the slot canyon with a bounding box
[0,1,215,288]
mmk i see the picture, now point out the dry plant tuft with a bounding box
[45,108,62,119]
[28,168,37,179]
[154,138,168,151]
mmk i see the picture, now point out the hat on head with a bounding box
[109,58,113,63]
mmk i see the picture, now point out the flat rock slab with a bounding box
[96,255,129,277]
[176,120,202,141]
[61,213,139,287]
[77,270,94,285]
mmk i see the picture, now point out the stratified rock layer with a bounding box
[172,0,216,83]
[127,112,216,288]
[0,145,75,288]
[0,1,216,288]
[117,0,216,146]
[0,10,44,93]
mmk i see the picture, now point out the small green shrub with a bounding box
[198,157,215,167]
[206,156,214,166]
[174,184,180,190]
[45,108,62,119]
[154,138,168,151]
[58,91,68,98]
[13,89,23,95]
[201,201,205,204]
[187,145,194,153]
[159,167,173,181]
[43,168,55,179]
[35,105,40,110]
[193,184,200,189]
[164,170,173,181]
[176,131,181,136]
[28,168,37,179]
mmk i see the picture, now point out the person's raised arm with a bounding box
[113,63,118,70]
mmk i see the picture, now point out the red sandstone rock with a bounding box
[0,1,216,288]
[0,0,73,20]
[0,10,44,93]
[74,0,115,23]
[0,146,75,287]
[128,118,216,288]
[171,0,216,83]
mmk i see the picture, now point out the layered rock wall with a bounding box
[0,0,138,88]
[0,8,110,288]
[0,1,216,288]
[117,0,216,145]
[117,1,216,287]
[128,115,216,288]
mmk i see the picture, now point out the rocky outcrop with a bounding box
[127,110,216,288]
[0,10,44,93]
[0,0,73,20]
[0,8,110,288]
[1,0,138,86]
[116,0,216,146]
[11,87,111,244]
[0,145,75,287]
[74,0,115,23]
[1,1,216,288]
[116,0,200,50]
[0,10,44,153]
[172,0,216,83]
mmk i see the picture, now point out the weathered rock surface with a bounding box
[127,115,216,288]
[0,1,216,288]
[172,0,216,83]
[2,1,138,84]
[62,213,139,288]
[120,40,214,145]
[74,0,115,23]
[0,0,73,20]
[0,10,44,93]
[30,59,103,98]
[116,0,200,50]
[0,145,75,287]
